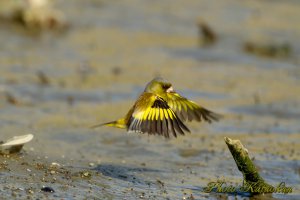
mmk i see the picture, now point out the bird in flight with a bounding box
[93,78,221,138]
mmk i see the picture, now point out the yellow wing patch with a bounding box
[166,92,222,123]
[127,94,190,138]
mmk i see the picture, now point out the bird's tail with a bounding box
[90,119,126,129]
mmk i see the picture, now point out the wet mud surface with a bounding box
[0,0,300,199]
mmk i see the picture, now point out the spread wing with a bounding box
[127,93,190,138]
[166,92,222,123]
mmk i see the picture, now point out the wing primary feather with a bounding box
[169,101,175,111]
[188,103,201,121]
[193,109,202,121]
[150,120,156,134]
[141,120,147,133]
[176,100,181,111]
[199,108,222,123]
[155,108,159,120]
[181,101,188,111]
[152,120,157,135]
[151,108,156,121]
[165,109,176,138]
[187,109,194,121]
[159,109,164,121]
[172,117,184,135]
[129,118,139,133]
[169,118,177,138]
[196,109,205,121]
[201,109,211,123]
[177,117,190,133]
[131,118,137,131]
[148,108,153,120]
[147,119,152,134]
[128,117,134,131]
[163,109,169,119]
[142,108,148,120]
[157,119,162,135]
[178,111,184,121]
[207,110,223,121]
[127,117,133,132]
[146,119,152,134]
[180,110,188,121]
[163,118,169,138]
[136,119,142,132]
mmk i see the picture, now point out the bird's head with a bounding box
[144,77,174,94]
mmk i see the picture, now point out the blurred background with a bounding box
[0,0,299,199]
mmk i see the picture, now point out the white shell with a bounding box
[1,134,34,146]
[0,134,34,154]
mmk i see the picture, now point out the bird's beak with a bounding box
[166,86,174,93]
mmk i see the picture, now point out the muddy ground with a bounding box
[0,0,299,199]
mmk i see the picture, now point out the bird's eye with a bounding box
[162,85,169,89]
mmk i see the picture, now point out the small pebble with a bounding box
[111,66,122,76]
[82,171,91,178]
[51,162,60,167]
[89,163,95,167]
[37,71,50,86]
[41,186,55,193]
[190,194,195,200]
[27,189,34,194]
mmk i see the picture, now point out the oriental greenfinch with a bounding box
[93,78,221,138]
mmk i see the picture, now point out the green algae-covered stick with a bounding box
[224,137,273,193]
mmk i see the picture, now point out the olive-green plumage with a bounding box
[93,77,222,138]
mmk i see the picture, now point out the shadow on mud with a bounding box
[93,164,163,184]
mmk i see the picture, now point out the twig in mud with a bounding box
[197,21,217,46]
[243,41,292,58]
[37,71,50,86]
[224,137,273,193]
[5,92,19,105]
